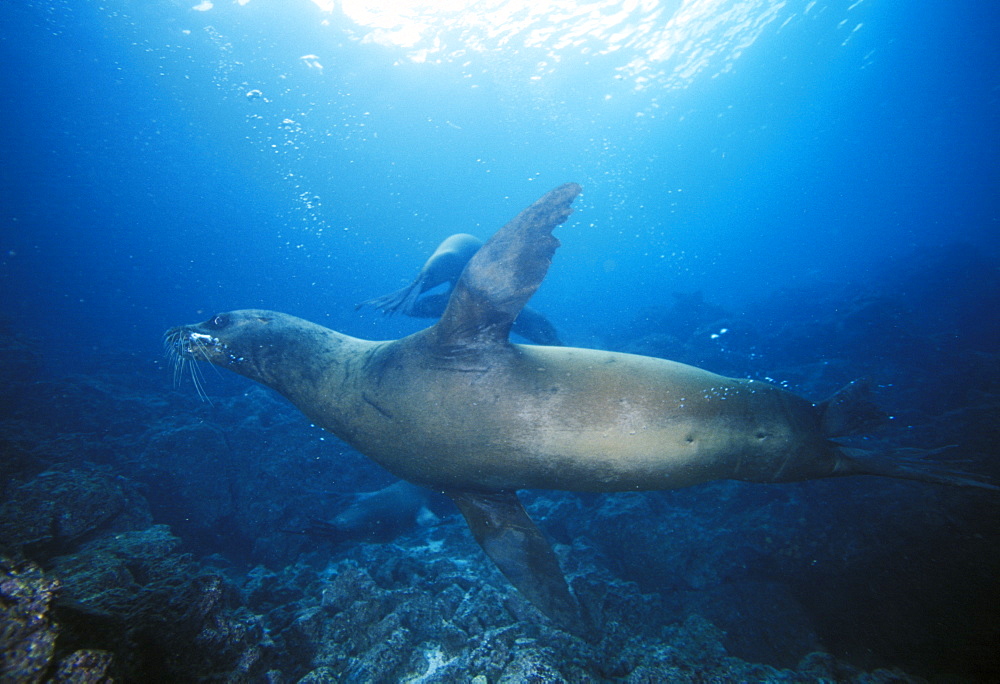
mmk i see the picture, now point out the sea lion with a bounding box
[302,481,451,545]
[358,233,483,315]
[166,183,997,632]
[357,233,563,345]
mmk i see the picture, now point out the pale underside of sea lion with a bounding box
[166,183,997,632]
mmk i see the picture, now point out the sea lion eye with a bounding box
[207,314,229,330]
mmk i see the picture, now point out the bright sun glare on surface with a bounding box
[303,0,789,89]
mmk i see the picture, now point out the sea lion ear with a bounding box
[432,183,581,349]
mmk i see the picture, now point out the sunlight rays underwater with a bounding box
[217,0,808,91]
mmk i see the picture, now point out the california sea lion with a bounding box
[358,233,483,314]
[357,232,563,345]
[166,183,996,631]
[303,481,450,545]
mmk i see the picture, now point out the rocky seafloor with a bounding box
[1,244,998,682]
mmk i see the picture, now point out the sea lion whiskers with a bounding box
[163,329,197,398]
[163,328,218,404]
[186,354,213,404]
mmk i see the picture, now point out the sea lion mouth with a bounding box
[164,327,221,358]
[163,326,225,402]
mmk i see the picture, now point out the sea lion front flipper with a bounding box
[433,183,581,349]
[448,489,586,633]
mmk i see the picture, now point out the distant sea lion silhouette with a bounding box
[357,232,562,345]
[167,183,997,632]
[303,481,450,544]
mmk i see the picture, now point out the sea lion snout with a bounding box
[165,325,223,359]
[164,322,233,401]
[163,312,252,369]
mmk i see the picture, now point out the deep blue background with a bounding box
[2,1,996,374]
[1,2,998,679]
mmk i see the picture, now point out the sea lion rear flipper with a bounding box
[818,379,886,437]
[433,183,581,349]
[448,489,586,633]
[355,277,424,315]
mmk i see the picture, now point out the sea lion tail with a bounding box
[821,382,999,490]
[837,446,1000,491]
[817,380,886,438]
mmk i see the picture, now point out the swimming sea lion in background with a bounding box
[358,233,483,314]
[304,481,451,545]
[167,183,997,632]
[357,232,563,345]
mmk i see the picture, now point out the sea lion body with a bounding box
[172,311,839,496]
[168,183,995,631]
[345,334,837,493]
[418,233,483,289]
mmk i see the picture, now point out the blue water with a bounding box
[3,0,996,366]
[1,1,998,680]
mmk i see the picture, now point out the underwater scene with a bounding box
[1,1,998,682]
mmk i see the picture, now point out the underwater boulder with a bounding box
[0,467,151,560]
[0,556,115,683]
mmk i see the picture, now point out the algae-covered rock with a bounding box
[0,557,117,683]
[46,525,268,682]
[50,524,187,618]
[0,468,151,559]
[0,557,60,683]
[49,649,113,683]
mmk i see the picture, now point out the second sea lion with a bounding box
[358,232,562,345]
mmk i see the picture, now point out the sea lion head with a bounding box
[166,309,272,365]
[165,309,326,397]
